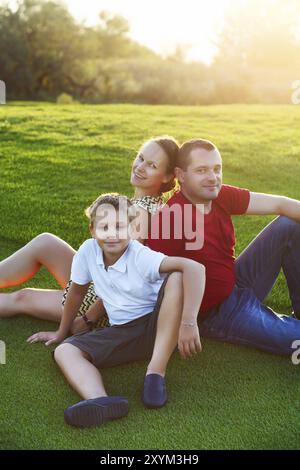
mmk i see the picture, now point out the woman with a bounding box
[0,136,179,335]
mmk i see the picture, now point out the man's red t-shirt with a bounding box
[146,185,250,317]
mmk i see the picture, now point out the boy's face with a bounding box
[90,205,131,256]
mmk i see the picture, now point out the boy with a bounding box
[31,193,205,428]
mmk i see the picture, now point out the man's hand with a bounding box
[26,330,65,346]
[178,324,202,359]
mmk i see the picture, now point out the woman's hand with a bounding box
[178,324,202,359]
[26,330,65,346]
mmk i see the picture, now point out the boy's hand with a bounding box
[26,330,65,346]
[178,324,202,359]
[70,316,89,335]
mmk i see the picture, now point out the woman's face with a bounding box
[130,141,173,193]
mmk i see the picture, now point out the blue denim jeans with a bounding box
[198,216,300,355]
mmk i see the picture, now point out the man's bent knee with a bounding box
[276,216,300,231]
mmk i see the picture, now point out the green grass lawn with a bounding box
[0,102,299,450]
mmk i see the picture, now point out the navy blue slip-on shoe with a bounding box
[142,374,167,409]
[64,396,129,428]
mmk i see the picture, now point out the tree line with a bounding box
[1,0,299,104]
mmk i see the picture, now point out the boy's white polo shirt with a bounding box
[71,239,167,326]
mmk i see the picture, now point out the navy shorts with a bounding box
[63,276,168,368]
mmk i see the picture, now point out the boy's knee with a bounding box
[165,272,183,295]
[54,343,88,363]
[53,343,74,363]
[168,271,183,283]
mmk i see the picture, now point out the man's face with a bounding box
[176,147,222,203]
[91,205,130,257]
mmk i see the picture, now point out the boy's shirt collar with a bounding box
[94,239,130,273]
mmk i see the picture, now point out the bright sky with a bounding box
[63,0,229,63]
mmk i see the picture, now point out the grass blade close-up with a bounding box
[0,102,300,450]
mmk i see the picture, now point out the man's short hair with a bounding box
[177,139,218,170]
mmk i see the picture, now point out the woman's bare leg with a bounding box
[0,232,76,289]
[0,233,75,320]
[0,288,64,321]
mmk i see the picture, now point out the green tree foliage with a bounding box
[215,0,300,70]
[0,0,158,100]
[213,0,300,102]
[1,0,300,104]
[0,0,80,98]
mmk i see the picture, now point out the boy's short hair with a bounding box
[177,139,218,170]
[85,193,135,227]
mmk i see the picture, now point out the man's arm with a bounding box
[246,192,300,222]
[159,257,205,358]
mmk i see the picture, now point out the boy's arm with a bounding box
[159,257,205,359]
[57,282,90,339]
[27,282,90,346]
[70,297,106,335]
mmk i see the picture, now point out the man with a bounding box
[147,139,300,355]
